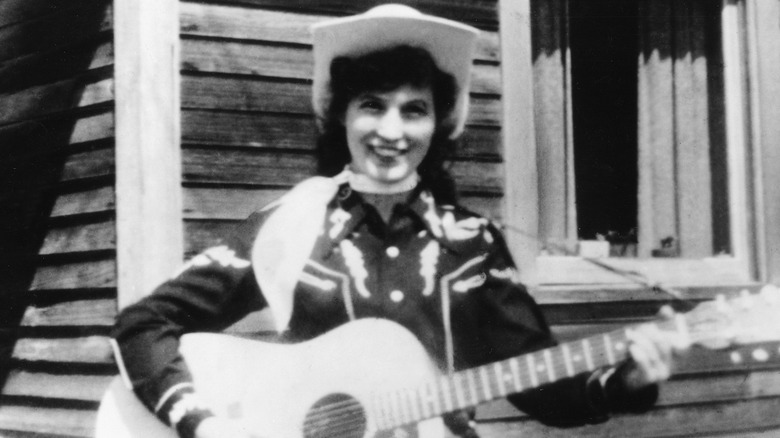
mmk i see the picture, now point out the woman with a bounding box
[112,5,686,438]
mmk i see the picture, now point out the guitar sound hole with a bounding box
[303,393,367,438]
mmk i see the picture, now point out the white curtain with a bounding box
[637,0,714,257]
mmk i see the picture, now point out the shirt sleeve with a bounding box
[111,212,268,437]
[468,224,657,427]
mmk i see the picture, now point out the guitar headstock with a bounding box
[684,284,780,349]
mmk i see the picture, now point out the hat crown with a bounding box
[363,4,424,18]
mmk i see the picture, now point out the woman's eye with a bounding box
[404,104,430,117]
[359,99,384,111]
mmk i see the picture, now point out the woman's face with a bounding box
[344,84,436,185]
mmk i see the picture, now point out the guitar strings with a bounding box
[300,334,639,433]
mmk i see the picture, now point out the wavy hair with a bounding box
[314,45,460,204]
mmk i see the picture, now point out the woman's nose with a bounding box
[376,109,404,141]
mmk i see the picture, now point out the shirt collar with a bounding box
[332,184,458,250]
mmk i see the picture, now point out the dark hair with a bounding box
[315,45,459,203]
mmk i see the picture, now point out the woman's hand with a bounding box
[194,416,260,438]
[619,305,691,391]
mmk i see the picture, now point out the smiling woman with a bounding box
[108,5,686,438]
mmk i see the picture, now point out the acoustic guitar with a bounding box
[95,287,780,438]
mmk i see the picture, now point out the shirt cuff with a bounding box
[596,364,660,414]
[155,384,215,438]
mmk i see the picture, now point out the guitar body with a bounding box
[96,318,446,438]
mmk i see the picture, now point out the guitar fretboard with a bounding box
[369,321,670,430]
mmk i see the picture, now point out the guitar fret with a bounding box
[543,349,556,382]
[526,354,539,387]
[409,388,423,422]
[440,376,454,413]
[390,390,403,425]
[399,389,411,424]
[453,372,467,409]
[562,344,575,376]
[479,366,493,400]
[372,394,386,430]
[582,339,595,370]
[494,362,508,396]
[381,392,395,428]
[603,334,616,365]
[465,369,479,405]
[417,384,430,419]
[509,358,523,391]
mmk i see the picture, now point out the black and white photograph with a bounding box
[0,1,779,437]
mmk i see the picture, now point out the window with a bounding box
[500,0,757,286]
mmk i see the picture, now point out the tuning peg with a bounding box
[759,284,780,304]
[716,294,729,312]
[738,289,754,308]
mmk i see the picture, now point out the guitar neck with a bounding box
[370,318,679,430]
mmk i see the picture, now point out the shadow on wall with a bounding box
[0,0,113,390]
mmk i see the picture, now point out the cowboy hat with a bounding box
[310,4,480,139]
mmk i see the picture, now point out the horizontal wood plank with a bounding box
[182,110,318,150]
[2,370,112,402]
[51,186,115,217]
[180,2,499,61]
[180,38,500,94]
[536,256,754,287]
[11,336,113,364]
[31,259,116,290]
[62,147,115,182]
[0,38,112,95]
[68,111,115,145]
[39,221,116,255]
[0,77,113,126]
[0,111,114,148]
[0,405,96,437]
[185,221,235,256]
[183,148,317,186]
[21,299,116,327]
[184,187,287,220]
[0,1,112,62]
[533,284,762,305]
[181,75,500,126]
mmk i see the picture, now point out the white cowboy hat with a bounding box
[310,4,480,139]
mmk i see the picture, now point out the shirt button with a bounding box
[385,246,400,258]
[390,290,405,303]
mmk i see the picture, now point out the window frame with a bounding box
[499,0,761,290]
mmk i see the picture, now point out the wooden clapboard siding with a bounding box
[181,75,501,126]
[0,406,97,438]
[179,1,503,249]
[0,1,117,437]
[181,0,499,30]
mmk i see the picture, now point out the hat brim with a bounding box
[311,12,480,139]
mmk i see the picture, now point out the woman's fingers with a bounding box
[621,318,690,391]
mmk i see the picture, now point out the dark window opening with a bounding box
[570,0,639,244]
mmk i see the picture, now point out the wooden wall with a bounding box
[0,0,117,436]
[177,0,503,258]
